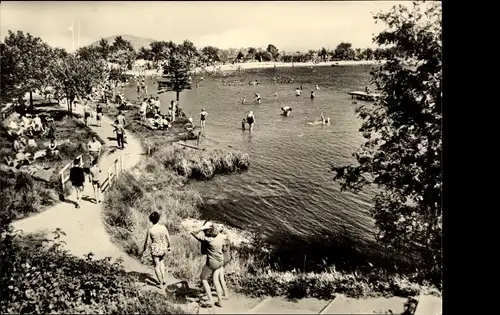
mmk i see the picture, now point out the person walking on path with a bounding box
[83,104,91,126]
[116,111,126,128]
[140,211,172,289]
[191,223,228,308]
[87,136,102,163]
[89,159,102,203]
[95,103,103,127]
[114,120,125,149]
[200,108,208,130]
[69,158,85,209]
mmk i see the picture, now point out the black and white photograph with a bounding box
[0,1,442,314]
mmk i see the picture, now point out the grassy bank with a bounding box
[1,105,106,220]
[103,145,250,251]
[103,135,440,300]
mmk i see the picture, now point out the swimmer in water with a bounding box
[295,88,301,96]
[246,111,255,132]
[241,118,246,131]
[254,93,261,104]
[315,84,320,90]
[320,112,331,125]
[242,97,246,104]
[281,106,292,116]
[310,91,315,100]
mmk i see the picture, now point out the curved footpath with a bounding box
[12,104,441,315]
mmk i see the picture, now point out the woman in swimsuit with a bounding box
[140,211,172,288]
[191,223,228,307]
[200,108,208,130]
[246,111,255,132]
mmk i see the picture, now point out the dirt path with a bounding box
[12,104,175,282]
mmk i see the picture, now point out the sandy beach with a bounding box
[126,59,382,77]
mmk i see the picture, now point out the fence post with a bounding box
[120,154,124,172]
[60,173,65,191]
[114,159,118,179]
[108,169,111,187]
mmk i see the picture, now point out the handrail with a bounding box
[59,154,124,193]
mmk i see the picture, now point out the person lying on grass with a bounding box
[140,211,172,289]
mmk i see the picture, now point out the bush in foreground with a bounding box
[0,229,185,314]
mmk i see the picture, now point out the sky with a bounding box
[1,1,410,52]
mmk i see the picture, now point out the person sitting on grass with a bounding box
[48,139,60,157]
[191,223,228,308]
[140,211,172,289]
[13,137,25,152]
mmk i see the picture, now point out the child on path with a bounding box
[89,159,102,203]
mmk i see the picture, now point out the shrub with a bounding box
[0,229,185,314]
[0,171,58,220]
[158,146,250,179]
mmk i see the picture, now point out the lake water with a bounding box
[124,65,378,247]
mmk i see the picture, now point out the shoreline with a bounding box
[126,59,382,77]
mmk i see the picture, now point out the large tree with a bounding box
[266,44,279,61]
[334,42,355,60]
[96,38,111,61]
[157,47,192,114]
[109,36,136,70]
[201,46,220,65]
[50,51,107,115]
[331,1,442,280]
[1,30,54,107]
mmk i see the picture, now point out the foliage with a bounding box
[109,36,136,70]
[158,48,192,101]
[201,46,220,64]
[255,50,273,62]
[96,37,111,61]
[227,267,439,300]
[159,146,250,180]
[266,44,280,60]
[331,1,442,281]
[49,51,107,113]
[236,51,244,61]
[108,67,128,89]
[1,30,54,103]
[0,228,185,314]
[319,47,328,61]
[334,42,356,60]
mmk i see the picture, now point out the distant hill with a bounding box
[89,35,156,51]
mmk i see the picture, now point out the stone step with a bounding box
[319,294,408,314]
[414,294,442,315]
[247,296,330,314]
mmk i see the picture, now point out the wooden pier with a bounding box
[348,91,381,101]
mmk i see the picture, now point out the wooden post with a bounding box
[60,173,65,191]
[108,169,111,187]
[114,159,118,179]
[120,155,124,172]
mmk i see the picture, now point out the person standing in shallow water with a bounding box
[140,211,172,289]
[246,111,255,132]
[200,108,208,130]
